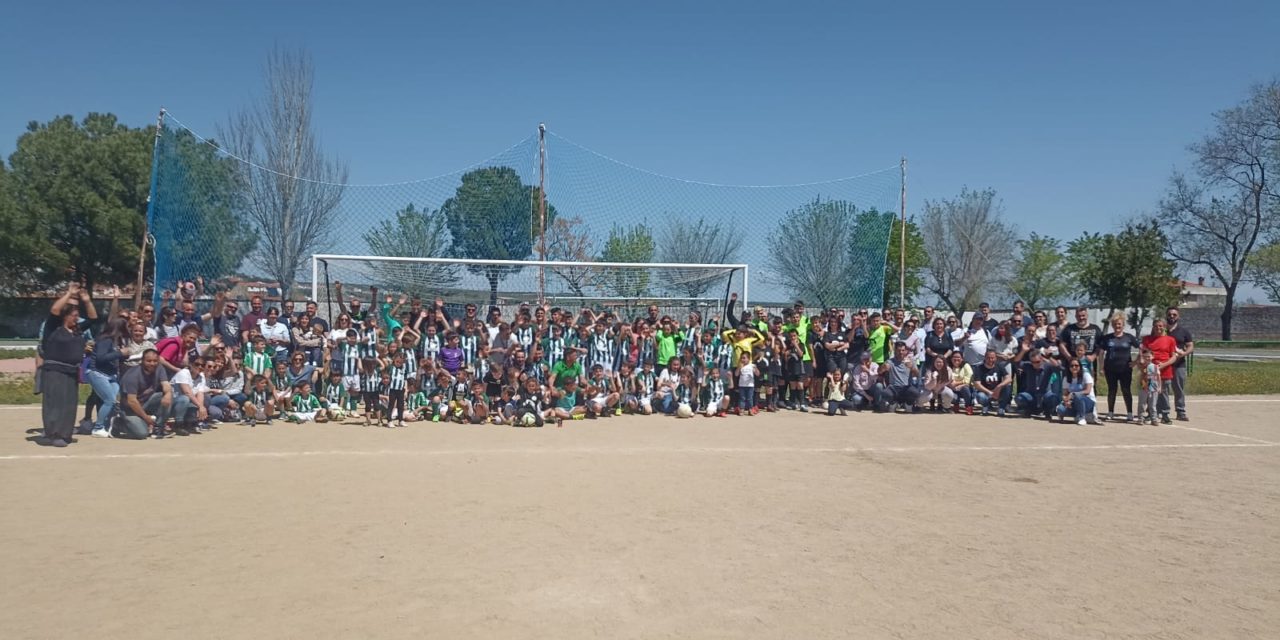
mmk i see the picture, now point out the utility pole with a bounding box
[537,123,548,305]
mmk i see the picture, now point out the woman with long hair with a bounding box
[85,315,131,438]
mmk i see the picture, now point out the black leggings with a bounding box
[388,390,405,421]
[1104,365,1132,414]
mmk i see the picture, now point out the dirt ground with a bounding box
[1,397,1277,639]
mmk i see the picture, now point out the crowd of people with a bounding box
[35,279,1197,447]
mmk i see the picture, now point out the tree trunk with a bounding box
[1220,286,1236,341]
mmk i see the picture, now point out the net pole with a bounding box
[137,107,165,308]
[322,259,333,325]
[537,123,548,305]
[899,156,907,309]
[311,255,319,305]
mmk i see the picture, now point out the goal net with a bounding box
[311,255,747,322]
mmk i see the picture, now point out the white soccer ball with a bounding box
[676,403,694,418]
[522,413,537,427]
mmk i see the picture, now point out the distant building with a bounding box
[1178,277,1228,308]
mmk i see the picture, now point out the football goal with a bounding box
[311,254,748,321]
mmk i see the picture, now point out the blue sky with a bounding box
[2,0,1277,297]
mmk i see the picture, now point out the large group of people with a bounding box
[36,279,1196,447]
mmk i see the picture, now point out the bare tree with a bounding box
[544,215,596,298]
[657,215,744,299]
[920,187,1016,317]
[1159,81,1280,339]
[766,199,855,308]
[219,47,347,298]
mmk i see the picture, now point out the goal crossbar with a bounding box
[311,254,750,306]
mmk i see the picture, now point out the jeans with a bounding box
[85,370,119,430]
[1016,391,1061,417]
[120,394,174,438]
[1171,366,1187,415]
[172,394,197,426]
[873,384,919,412]
[208,394,233,421]
[738,386,756,411]
[1057,392,1096,421]
[659,392,677,415]
[974,386,1012,411]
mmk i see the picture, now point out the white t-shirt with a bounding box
[961,328,990,366]
[1065,370,1095,401]
[258,320,290,352]
[737,364,756,388]
[658,369,681,390]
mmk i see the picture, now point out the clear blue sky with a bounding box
[2,1,1277,296]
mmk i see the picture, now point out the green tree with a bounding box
[441,166,555,304]
[598,223,655,298]
[151,128,258,286]
[1068,222,1180,330]
[0,163,50,293]
[1246,242,1280,304]
[884,216,927,309]
[7,113,152,289]
[362,203,458,295]
[1007,233,1073,311]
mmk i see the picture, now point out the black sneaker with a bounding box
[1160,414,1172,425]
[173,427,191,436]
[1176,413,1189,422]
[51,438,68,448]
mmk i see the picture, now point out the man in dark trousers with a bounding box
[1165,306,1194,421]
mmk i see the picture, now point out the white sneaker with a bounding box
[91,428,112,438]
[1076,417,1087,426]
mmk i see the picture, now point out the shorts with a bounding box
[343,375,360,392]
[362,392,380,408]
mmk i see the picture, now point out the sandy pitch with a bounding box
[1,397,1277,640]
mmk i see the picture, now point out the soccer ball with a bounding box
[676,403,694,418]
[522,413,537,427]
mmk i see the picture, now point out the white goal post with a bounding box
[311,254,749,315]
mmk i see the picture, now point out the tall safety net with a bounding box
[148,112,899,311]
[312,255,746,322]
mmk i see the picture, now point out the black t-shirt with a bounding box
[1061,323,1103,355]
[1167,325,1193,369]
[214,314,242,348]
[924,332,954,368]
[822,332,847,365]
[973,362,1007,391]
[1098,332,1139,370]
[120,365,169,411]
[40,314,86,370]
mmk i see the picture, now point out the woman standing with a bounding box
[1098,315,1140,421]
[41,284,97,447]
[86,316,130,438]
[923,317,954,372]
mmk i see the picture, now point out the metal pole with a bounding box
[311,255,319,307]
[899,156,907,309]
[537,123,548,305]
[137,107,166,309]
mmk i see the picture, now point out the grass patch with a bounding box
[1094,358,1280,398]
[1195,340,1280,350]
[0,375,92,405]
[0,349,37,360]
